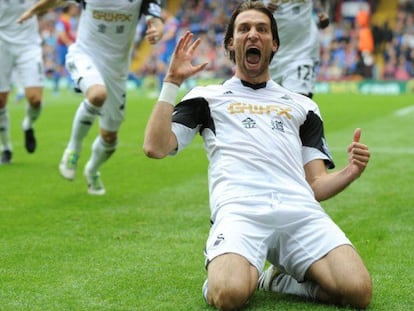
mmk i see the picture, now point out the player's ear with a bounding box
[272,39,278,53]
[228,38,235,51]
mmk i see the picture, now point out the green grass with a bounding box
[1,87,414,310]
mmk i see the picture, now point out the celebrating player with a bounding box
[0,0,45,164]
[144,1,372,310]
[18,0,164,195]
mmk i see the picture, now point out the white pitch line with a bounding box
[394,105,414,116]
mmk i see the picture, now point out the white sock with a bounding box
[84,136,116,175]
[22,104,42,130]
[270,273,319,300]
[67,99,101,153]
[0,107,11,151]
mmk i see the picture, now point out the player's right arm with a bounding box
[17,0,66,24]
[143,31,207,159]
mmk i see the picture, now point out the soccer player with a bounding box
[143,2,372,310]
[0,0,45,164]
[18,0,164,195]
[263,0,330,98]
[54,3,79,94]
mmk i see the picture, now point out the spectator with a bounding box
[53,3,79,94]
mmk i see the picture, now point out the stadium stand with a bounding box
[34,0,414,91]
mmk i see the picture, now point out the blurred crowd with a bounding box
[35,0,414,92]
[318,0,414,81]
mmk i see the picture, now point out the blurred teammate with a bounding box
[144,1,372,310]
[0,0,45,164]
[18,0,164,194]
[264,0,330,98]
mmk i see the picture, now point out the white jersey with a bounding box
[65,0,161,76]
[268,0,320,68]
[171,77,334,218]
[0,0,41,46]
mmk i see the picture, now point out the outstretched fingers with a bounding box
[166,31,208,85]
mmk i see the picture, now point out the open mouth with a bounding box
[246,48,261,65]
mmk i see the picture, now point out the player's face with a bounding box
[229,10,278,82]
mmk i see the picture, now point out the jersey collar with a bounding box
[240,79,267,90]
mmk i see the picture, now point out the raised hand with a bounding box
[347,128,370,178]
[146,18,164,45]
[318,12,330,29]
[164,31,208,86]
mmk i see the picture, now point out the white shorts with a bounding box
[204,193,351,282]
[66,49,127,132]
[271,59,318,96]
[0,42,44,92]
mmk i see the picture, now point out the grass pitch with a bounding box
[1,86,413,310]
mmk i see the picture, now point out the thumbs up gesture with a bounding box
[347,128,370,178]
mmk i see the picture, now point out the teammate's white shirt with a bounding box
[267,0,320,68]
[171,77,333,219]
[0,0,41,46]
[65,0,161,77]
[263,0,320,94]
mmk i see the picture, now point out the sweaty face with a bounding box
[229,10,278,81]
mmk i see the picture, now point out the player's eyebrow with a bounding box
[237,21,270,29]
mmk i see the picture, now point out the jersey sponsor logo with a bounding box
[93,11,132,22]
[228,103,293,119]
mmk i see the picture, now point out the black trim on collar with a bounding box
[241,80,267,90]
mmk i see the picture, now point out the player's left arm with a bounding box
[305,128,370,201]
[143,31,208,159]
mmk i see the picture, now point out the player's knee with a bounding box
[100,131,117,145]
[0,94,7,108]
[210,283,249,311]
[333,273,372,309]
[25,93,42,107]
[86,85,107,106]
[346,275,372,309]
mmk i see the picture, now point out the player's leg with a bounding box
[205,253,259,310]
[260,200,371,308]
[22,87,43,153]
[0,92,12,164]
[306,244,372,308]
[203,196,276,310]
[258,264,319,298]
[83,129,117,195]
[16,44,44,154]
[59,52,106,180]
[0,45,14,164]
[83,78,125,195]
